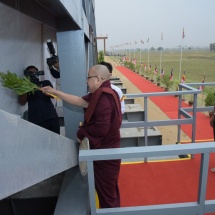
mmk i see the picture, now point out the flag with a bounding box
[198,74,205,91]
[135,41,137,44]
[141,39,144,44]
[147,38,149,43]
[169,70,173,80]
[148,64,151,72]
[182,28,185,39]
[161,33,163,40]
[144,62,147,71]
[161,68,164,77]
[154,65,158,74]
[181,70,185,83]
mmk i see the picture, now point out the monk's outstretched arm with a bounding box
[41,86,88,108]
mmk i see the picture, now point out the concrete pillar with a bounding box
[57,30,87,141]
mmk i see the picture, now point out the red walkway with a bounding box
[116,66,213,141]
[116,66,215,213]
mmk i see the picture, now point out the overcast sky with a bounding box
[94,0,215,51]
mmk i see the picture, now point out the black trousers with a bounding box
[36,118,60,134]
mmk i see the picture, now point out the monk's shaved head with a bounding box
[87,65,111,93]
[91,65,110,80]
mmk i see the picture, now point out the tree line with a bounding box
[210,43,215,52]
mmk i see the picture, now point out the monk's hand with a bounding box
[41,86,54,94]
[39,86,60,101]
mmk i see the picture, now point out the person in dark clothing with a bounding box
[19,65,60,134]
[210,103,215,172]
[213,104,215,141]
[48,60,60,79]
[41,65,122,208]
[213,109,215,142]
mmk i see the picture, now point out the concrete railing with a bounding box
[0,109,78,200]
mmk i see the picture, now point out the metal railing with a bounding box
[79,142,215,215]
[122,82,215,149]
[79,82,215,215]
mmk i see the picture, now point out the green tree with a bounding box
[97,51,104,63]
[205,92,215,106]
[161,74,174,89]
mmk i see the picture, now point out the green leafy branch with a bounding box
[0,71,39,95]
[0,71,60,100]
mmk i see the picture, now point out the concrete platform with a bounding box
[125,104,142,111]
[110,76,120,81]
[112,82,123,87]
[124,98,135,104]
[110,80,123,85]
[117,85,127,94]
[120,127,162,147]
[123,104,144,122]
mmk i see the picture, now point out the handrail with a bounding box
[79,142,215,215]
[121,82,215,151]
[79,81,215,215]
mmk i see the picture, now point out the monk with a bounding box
[42,65,122,208]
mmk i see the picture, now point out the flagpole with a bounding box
[160,33,163,74]
[129,43,131,60]
[179,28,185,81]
[147,38,149,76]
[179,43,183,81]
[201,73,205,106]
[140,41,142,64]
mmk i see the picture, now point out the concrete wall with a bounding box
[0,0,97,140]
[0,3,57,116]
[0,109,78,200]
[0,1,97,213]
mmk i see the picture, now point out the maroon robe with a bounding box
[77,80,122,208]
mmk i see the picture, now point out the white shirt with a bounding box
[111,84,125,114]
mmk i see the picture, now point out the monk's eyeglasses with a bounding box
[87,76,106,81]
[87,75,98,79]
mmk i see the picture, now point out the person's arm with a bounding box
[18,94,27,105]
[120,97,125,114]
[49,66,60,79]
[41,86,88,108]
[111,84,125,114]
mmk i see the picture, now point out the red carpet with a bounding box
[116,66,213,141]
[115,66,215,212]
[119,157,215,206]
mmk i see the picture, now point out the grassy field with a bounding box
[110,49,215,95]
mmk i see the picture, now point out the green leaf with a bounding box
[0,71,39,95]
